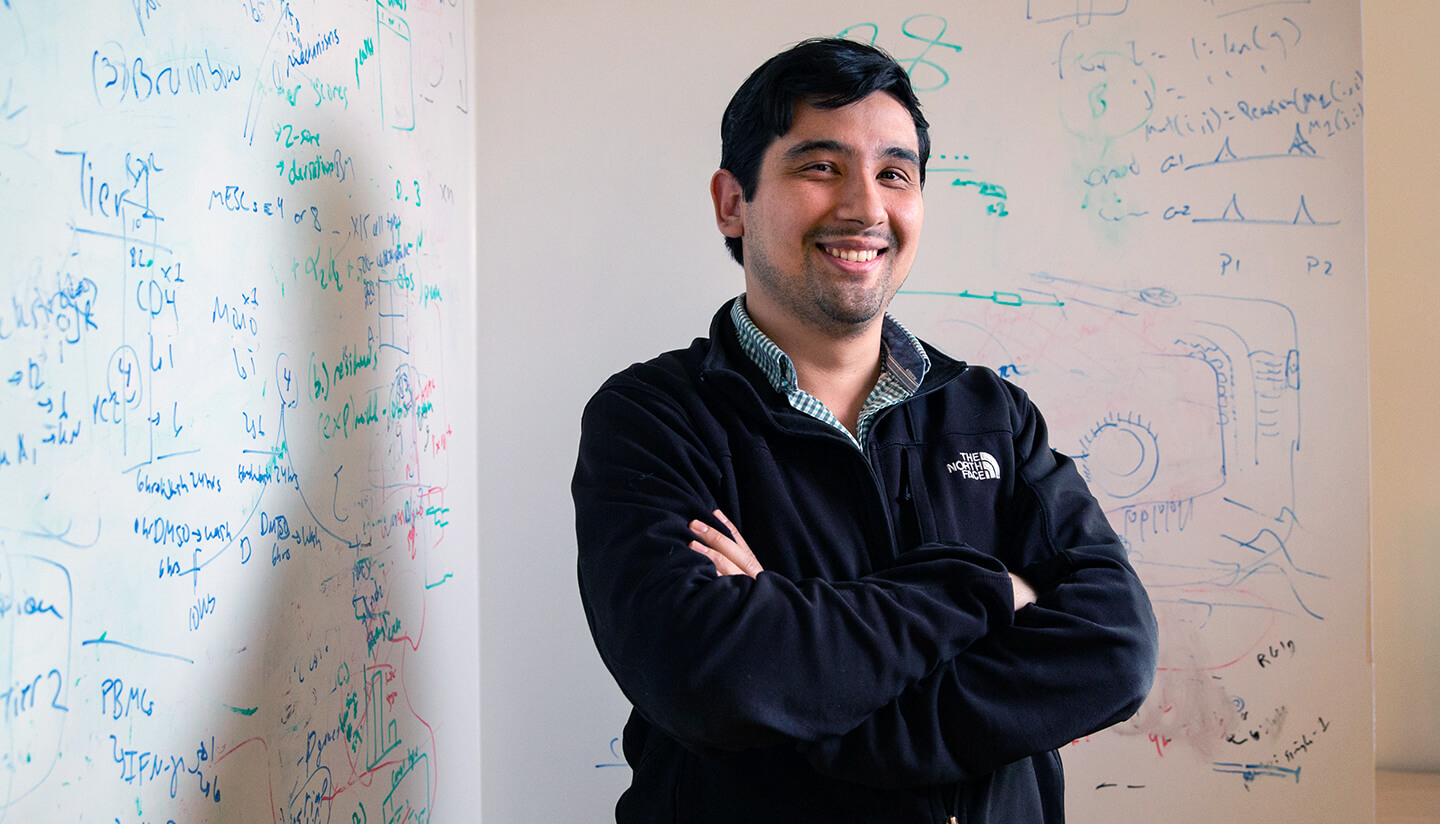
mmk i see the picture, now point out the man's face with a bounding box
[713,91,925,340]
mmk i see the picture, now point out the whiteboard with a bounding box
[0,1,478,823]
[478,1,1372,822]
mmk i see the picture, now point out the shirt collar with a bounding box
[729,295,930,396]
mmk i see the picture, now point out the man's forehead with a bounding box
[772,93,920,156]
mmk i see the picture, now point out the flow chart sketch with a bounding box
[0,2,477,823]
[905,278,1311,610]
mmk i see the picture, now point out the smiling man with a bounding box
[573,38,1158,824]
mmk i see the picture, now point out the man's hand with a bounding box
[1010,572,1036,612]
[688,509,764,578]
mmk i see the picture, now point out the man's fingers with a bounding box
[688,512,763,578]
[690,541,746,576]
[713,510,749,550]
[707,510,764,577]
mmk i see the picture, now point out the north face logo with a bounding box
[946,452,1000,480]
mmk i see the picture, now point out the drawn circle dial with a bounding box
[1080,413,1160,500]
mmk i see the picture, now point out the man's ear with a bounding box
[710,169,745,240]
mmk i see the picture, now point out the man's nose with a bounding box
[833,172,886,227]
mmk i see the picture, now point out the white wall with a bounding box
[1365,0,1440,774]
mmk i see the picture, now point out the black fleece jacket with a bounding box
[573,303,1158,823]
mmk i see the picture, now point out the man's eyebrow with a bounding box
[881,146,921,168]
[780,140,920,168]
[781,139,847,162]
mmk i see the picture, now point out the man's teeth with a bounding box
[824,246,879,263]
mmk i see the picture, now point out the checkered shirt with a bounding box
[729,296,930,450]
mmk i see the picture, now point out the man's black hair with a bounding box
[719,37,930,265]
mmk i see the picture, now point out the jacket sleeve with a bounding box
[573,374,1018,752]
[803,388,1159,787]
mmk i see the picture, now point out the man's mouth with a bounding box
[820,245,881,263]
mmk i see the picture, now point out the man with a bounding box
[573,38,1158,823]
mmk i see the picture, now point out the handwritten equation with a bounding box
[1,1,474,822]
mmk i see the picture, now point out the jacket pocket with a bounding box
[898,445,938,548]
